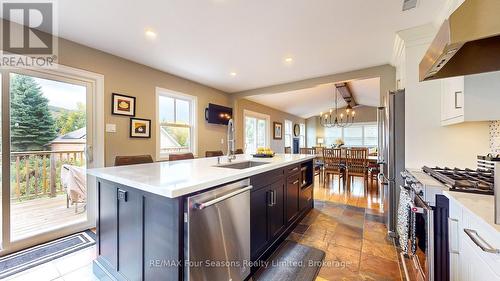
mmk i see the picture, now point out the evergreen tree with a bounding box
[10,74,57,151]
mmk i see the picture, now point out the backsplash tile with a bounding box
[490,121,500,155]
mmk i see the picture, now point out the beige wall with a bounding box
[233,98,305,153]
[305,106,378,147]
[57,38,230,166]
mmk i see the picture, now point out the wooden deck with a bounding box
[10,195,86,240]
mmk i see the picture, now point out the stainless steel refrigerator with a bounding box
[377,89,405,237]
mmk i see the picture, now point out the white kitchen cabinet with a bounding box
[448,198,462,281]
[440,71,500,126]
[448,196,500,281]
[460,234,500,281]
[441,76,464,124]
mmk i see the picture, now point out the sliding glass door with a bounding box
[1,67,101,254]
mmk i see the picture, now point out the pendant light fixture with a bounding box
[319,86,355,128]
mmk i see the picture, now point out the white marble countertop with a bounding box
[87,154,315,198]
[443,191,500,233]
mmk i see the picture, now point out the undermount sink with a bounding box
[215,161,270,169]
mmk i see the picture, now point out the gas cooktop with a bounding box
[422,166,494,195]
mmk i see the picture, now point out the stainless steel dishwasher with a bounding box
[185,179,252,281]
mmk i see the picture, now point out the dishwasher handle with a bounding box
[194,185,253,210]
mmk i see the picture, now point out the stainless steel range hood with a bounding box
[419,0,500,81]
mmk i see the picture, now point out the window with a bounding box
[284,120,292,147]
[344,126,363,146]
[156,88,197,159]
[364,125,378,146]
[244,110,270,154]
[324,127,342,147]
[299,123,305,147]
[323,123,378,147]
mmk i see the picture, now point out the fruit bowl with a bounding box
[252,153,275,158]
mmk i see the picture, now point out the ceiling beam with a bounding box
[335,83,357,108]
[229,65,395,108]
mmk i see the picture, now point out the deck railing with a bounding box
[10,150,85,201]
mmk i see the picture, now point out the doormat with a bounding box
[0,230,96,279]
[253,240,325,281]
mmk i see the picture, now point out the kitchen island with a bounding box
[87,154,315,281]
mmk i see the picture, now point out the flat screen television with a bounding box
[205,103,233,125]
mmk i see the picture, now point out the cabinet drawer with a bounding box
[286,164,300,175]
[251,168,284,190]
[462,207,500,278]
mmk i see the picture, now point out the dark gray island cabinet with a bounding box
[91,157,314,281]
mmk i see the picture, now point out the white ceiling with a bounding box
[55,0,446,93]
[245,77,380,119]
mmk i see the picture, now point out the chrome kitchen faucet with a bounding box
[227,118,236,162]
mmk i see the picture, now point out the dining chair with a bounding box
[314,146,324,157]
[205,150,224,157]
[284,147,291,154]
[169,153,195,161]
[323,148,344,187]
[235,149,244,154]
[114,155,154,166]
[345,148,369,188]
[299,148,315,154]
[368,163,380,190]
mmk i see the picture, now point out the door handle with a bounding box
[293,180,299,185]
[267,190,273,207]
[86,144,93,163]
[454,91,462,109]
[464,229,500,254]
[194,186,253,210]
[268,190,276,206]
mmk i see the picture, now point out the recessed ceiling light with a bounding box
[230,72,237,77]
[145,29,157,39]
[284,57,293,63]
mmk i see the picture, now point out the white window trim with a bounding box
[155,87,197,160]
[284,119,292,147]
[0,63,104,255]
[324,122,378,147]
[299,123,306,148]
[243,109,271,153]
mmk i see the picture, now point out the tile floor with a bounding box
[4,245,105,281]
[5,175,401,281]
[300,176,402,281]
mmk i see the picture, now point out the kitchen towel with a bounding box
[397,187,412,255]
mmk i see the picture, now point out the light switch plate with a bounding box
[106,123,116,133]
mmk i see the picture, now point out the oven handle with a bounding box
[412,195,432,211]
[464,229,500,254]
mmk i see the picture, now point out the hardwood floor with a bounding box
[286,175,403,281]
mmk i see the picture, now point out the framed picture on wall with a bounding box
[273,122,283,139]
[130,118,151,138]
[112,93,136,116]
